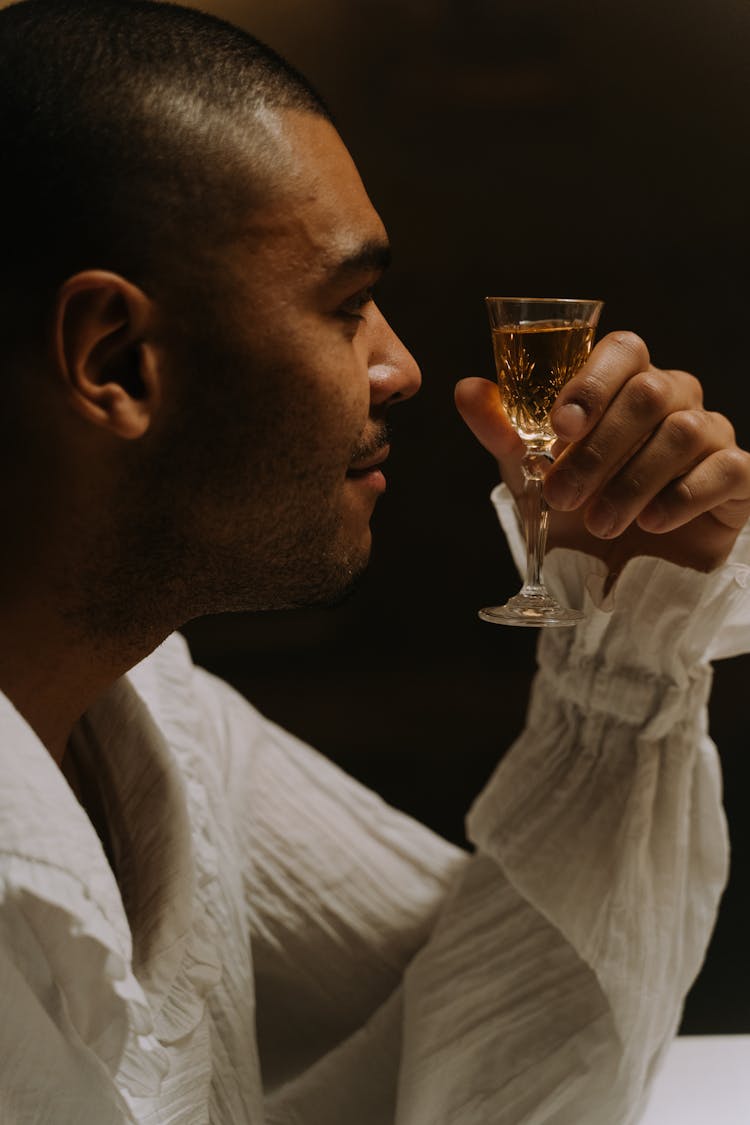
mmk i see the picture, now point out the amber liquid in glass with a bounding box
[491,320,595,444]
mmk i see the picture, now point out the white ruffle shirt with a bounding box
[2,485,750,1124]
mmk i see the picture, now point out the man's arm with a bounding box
[194,525,750,1124]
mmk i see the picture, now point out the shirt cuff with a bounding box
[491,482,750,683]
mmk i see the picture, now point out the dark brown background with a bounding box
[172,0,750,1033]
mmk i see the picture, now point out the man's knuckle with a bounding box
[717,447,750,489]
[563,376,604,416]
[626,371,670,418]
[679,371,705,406]
[664,409,706,453]
[608,469,643,505]
[572,440,607,476]
[672,476,696,509]
[612,330,650,369]
[707,410,736,445]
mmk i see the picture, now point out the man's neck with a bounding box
[0,591,171,765]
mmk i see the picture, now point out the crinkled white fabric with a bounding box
[0,485,748,1124]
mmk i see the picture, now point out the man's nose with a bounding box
[368,307,422,407]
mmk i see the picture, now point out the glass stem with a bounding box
[520,450,553,592]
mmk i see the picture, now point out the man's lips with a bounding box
[346,445,390,477]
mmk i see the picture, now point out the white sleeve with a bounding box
[206,487,750,1125]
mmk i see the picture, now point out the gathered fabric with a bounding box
[1,488,749,1124]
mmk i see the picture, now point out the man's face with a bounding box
[151,109,421,614]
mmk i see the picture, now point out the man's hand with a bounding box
[456,331,750,576]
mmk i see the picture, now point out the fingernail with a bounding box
[586,498,617,538]
[544,467,581,510]
[552,402,587,441]
[638,499,666,532]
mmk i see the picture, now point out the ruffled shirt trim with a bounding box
[124,635,224,1047]
[0,694,167,1104]
[0,634,224,1104]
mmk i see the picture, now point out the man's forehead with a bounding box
[233,204,389,280]
[224,109,390,279]
[231,191,390,284]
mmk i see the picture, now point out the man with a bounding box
[1,1,749,1122]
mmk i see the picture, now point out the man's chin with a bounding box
[220,537,371,615]
[287,537,371,609]
[298,562,367,609]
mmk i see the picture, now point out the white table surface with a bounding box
[638,1036,750,1124]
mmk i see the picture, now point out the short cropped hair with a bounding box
[0,0,330,334]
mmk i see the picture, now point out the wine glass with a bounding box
[480,296,604,627]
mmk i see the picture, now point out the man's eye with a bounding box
[338,287,375,321]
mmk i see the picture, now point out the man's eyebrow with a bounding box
[327,239,392,281]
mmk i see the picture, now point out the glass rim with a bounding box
[485,295,604,305]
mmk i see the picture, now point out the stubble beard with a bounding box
[61,446,373,654]
[183,508,372,617]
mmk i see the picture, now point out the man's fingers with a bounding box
[637,446,750,534]
[455,377,525,488]
[550,331,654,442]
[577,410,736,538]
[545,369,706,514]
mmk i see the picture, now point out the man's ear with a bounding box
[53,270,161,440]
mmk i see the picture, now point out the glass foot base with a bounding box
[479,590,584,628]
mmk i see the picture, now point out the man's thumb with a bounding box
[454,377,525,493]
